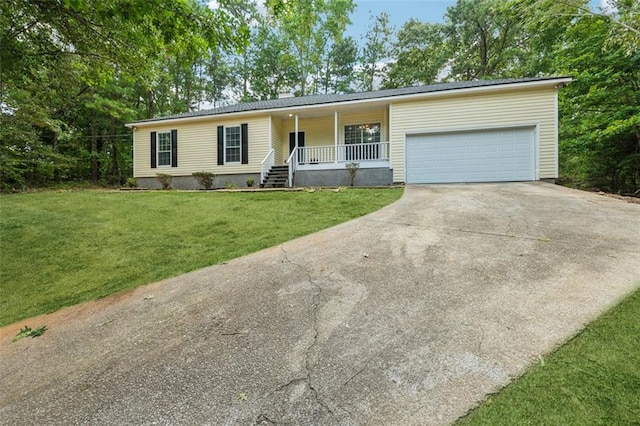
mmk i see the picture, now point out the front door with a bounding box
[289,132,305,163]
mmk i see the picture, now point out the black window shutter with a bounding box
[241,123,248,164]
[217,126,224,165]
[150,131,157,168]
[171,129,178,167]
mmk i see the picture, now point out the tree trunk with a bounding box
[90,115,98,184]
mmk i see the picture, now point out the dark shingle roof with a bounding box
[131,77,567,124]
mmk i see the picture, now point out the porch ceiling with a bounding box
[271,99,390,119]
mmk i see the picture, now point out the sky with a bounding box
[208,0,615,42]
[346,0,455,43]
[345,0,612,44]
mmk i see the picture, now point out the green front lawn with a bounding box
[458,288,640,425]
[0,188,402,326]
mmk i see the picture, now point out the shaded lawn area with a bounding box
[0,188,402,326]
[457,288,640,425]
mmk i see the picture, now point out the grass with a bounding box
[0,188,403,327]
[457,288,640,425]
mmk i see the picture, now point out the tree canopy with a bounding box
[1,0,638,192]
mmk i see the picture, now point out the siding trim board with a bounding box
[554,90,559,177]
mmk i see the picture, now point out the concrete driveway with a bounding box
[1,183,639,425]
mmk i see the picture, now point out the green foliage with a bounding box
[458,289,640,425]
[2,0,637,194]
[125,177,138,188]
[0,0,247,189]
[346,162,360,186]
[555,12,640,191]
[246,177,256,187]
[385,20,447,88]
[0,188,403,325]
[266,0,356,96]
[358,12,394,91]
[193,171,216,190]
[156,173,173,190]
[224,181,237,189]
[444,0,523,80]
[12,325,47,342]
[320,36,359,94]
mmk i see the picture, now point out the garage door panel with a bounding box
[406,127,535,183]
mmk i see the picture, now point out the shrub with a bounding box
[346,162,360,186]
[125,177,138,188]
[156,173,172,190]
[193,171,216,190]
[246,177,256,187]
[224,181,237,189]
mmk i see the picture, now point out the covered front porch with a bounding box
[261,104,393,187]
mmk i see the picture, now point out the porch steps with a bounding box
[262,165,289,188]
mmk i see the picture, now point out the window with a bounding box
[225,126,241,163]
[344,123,381,145]
[158,131,172,166]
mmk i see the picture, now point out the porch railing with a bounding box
[260,148,275,185]
[286,147,297,187]
[296,142,390,165]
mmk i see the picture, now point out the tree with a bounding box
[444,0,523,80]
[554,13,640,191]
[246,22,297,100]
[203,47,234,108]
[358,12,394,91]
[320,36,358,94]
[384,20,448,88]
[0,0,247,189]
[267,0,355,96]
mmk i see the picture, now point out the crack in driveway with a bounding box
[366,218,640,254]
[3,183,638,426]
[270,245,337,420]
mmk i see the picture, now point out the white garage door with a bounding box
[406,127,535,183]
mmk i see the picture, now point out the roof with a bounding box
[128,77,570,125]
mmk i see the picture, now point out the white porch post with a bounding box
[334,110,338,163]
[294,114,299,148]
[294,114,299,164]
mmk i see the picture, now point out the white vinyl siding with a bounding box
[133,116,269,178]
[390,87,558,183]
[271,117,283,164]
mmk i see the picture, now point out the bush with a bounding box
[246,177,256,187]
[125,177,138,188]
[193,171,216,190]
[346,162,360,186]
[155,173,172,190]
[224,181,237,189]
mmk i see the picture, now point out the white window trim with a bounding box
[157,131,172,167]
[224,125,241,164]
[344,122,381,145]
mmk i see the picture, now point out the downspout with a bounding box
[294,114,298,187]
